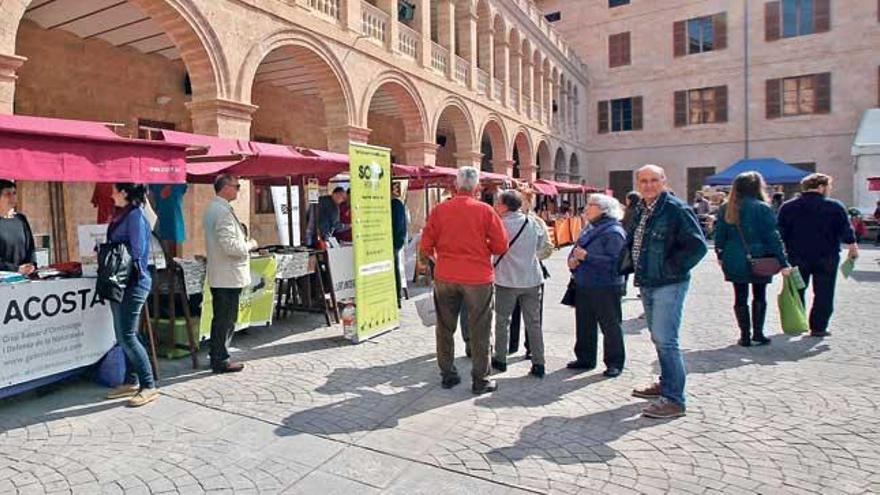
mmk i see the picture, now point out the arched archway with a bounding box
[512,129,534,180]
[569,153,580,182]
[554,147,567,181]
[363,73,428,163]
[243,34,354,151]
[434,98,475,168]
[520,38,532,113]
[492,15,507,84]
[536,140,552,179]
[479,117,508,173]
[508,28,521,106]
[476,0,492,75]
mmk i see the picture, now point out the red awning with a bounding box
[869,176,880,192]
[531,181,559,196]
[0,114,187,183]
[536,179,584,194]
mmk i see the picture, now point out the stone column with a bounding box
[454,151,482,169]
[494,37,508,107]
[324,124,371,153]
[414,0,432,68]
[438,0,455,81]
[480,27,494,98]
[457,3,478,90]
[0,53,26,114]
[401,141,438,167]
[522,58,533,120]
[534,65,543,124]
[186,98,258,256]
[341,0,363,34]
[510,47,521,113]
[492,158,515,177]
[519,164,538,183]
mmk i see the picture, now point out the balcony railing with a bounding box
[398,22,420,61]
[493,79,503,101]
[361,1,388,45]
[454,56,468,84]
[431,42,448,74]
[476,68,489,95]
[309,0,340,21]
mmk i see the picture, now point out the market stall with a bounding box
[0,114,188,397]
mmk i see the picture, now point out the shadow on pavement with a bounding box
[683,336,830,375]
[486,402,673,465]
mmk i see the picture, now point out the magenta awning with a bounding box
[536,179,585,194]
[870,176,880,192]
[531,181,559,196]
[0,114,187,183]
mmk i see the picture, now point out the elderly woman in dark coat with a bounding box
[715,172,791,347]
[567,194,627,377]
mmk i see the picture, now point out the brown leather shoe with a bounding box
[632,382,661,399]
[212,362,245,374]
[642,399,686,419]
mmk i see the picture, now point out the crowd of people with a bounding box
[418,165,863,420]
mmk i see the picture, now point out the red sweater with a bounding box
[420,194,508,285]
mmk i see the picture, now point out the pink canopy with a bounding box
[0,114,187,183]
[870,177,880,192]
[536,179,584,194]
[530,181,559,196]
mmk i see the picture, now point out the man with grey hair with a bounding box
[421,166,508,394]
[491,189,548,378]
[622,164,707,419]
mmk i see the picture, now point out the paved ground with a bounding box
[1,247,880,494]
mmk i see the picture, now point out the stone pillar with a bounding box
[480,27,494,98]
[522,58,533,120]
[560,87,569,135]
[457,3,478,90]
[519,164,538,183]
[377,0,399,53]
[438,0,455,81]
[401,141,438,167]
[492,158,515,177]
[341,0,363,34]
[324,124,371,153]
[454,151,482,169]
[414,0,432,68]
[544,76,552,127]
[186,98,258,256]
[511,47,521,112]
[0,53,26,114]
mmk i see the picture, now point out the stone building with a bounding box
[536,0,880,204]
[0,0,587,257]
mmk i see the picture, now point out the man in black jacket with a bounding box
[777,173,858,337]
[623,165,707,419]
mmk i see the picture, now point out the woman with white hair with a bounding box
[566,194,627,377]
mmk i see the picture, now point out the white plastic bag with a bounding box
[414,291,437,327]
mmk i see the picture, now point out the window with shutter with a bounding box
[771,73,831,117]
[714,13,727,50]
[814,72,831,113]
[766,78,782,118]
[632,97,643,130]
[598,101,609,134]
[609,32,631,68]
[673,21,686,57]
[766,1,781,41]
[679,14,725,55]
[715,86,728,122]
[813,0,830,32]
[674,91,687,127]
[676,86,727,126]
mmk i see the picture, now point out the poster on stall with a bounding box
[349,142,399,342]
[199,256,278,335]
[270,186,300,246]
[0,279,115,389]
[327,246,355,300]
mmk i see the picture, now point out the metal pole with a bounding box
[743,0,751,159]
[286,176,294,247]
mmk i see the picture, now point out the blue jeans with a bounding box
[110,285,155,389]
[640,280,689,407]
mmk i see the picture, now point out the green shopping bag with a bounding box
[778,275,809,335]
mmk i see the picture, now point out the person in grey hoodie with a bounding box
[491,189,549,378]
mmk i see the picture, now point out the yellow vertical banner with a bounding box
[349,143,399,341]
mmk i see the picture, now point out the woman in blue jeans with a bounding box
[104,183,158,407]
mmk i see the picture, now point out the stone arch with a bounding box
[433,96,476,167]
[5,0,226,101]
[536,139,552,178]
[492,14,507,81]
[554,146,567,179]
[569,152,580,180]
[508,28,521,95]
[478,115,508,172]
[236,29,355,128]
[512,127,534,179]
[361,71,428,144]
[520,38,532,99]
[476,0,493,72]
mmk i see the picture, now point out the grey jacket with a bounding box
[493,211,547,289]
[203,196,255,288]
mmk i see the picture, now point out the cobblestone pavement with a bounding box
[1,248,879,494]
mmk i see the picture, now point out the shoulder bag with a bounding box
[96,211,136,303]
[735,221,781,277]
[493,218,530,268]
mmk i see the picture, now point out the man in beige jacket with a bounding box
[203,174,258,373]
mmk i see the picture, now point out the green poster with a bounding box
[349,142,400,341]
[199,255,277,336]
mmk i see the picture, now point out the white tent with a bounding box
[852,109,880,214]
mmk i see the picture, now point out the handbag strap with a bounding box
[494,217,530,268]
[733,220,754,261]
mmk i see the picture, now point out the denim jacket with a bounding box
[569,216,626,289]
[624,192,708,288]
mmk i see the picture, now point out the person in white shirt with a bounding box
[203,174,258,373]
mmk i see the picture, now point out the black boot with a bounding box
[751,301,770,345]
[734,305,751,347]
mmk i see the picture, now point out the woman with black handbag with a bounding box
[566,194,627,377]
[103,183,158,407]
[714,172,791,347]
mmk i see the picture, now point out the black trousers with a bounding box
[793,255,839,333]
[209,287,242,367]
[733,283,767,307]
[573,286,625,369]
[393,248,402,306]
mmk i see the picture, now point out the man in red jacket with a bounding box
[421,166,508,394]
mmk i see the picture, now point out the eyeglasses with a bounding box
[227,183,241,190]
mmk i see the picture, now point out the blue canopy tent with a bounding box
[705,158,810,186]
